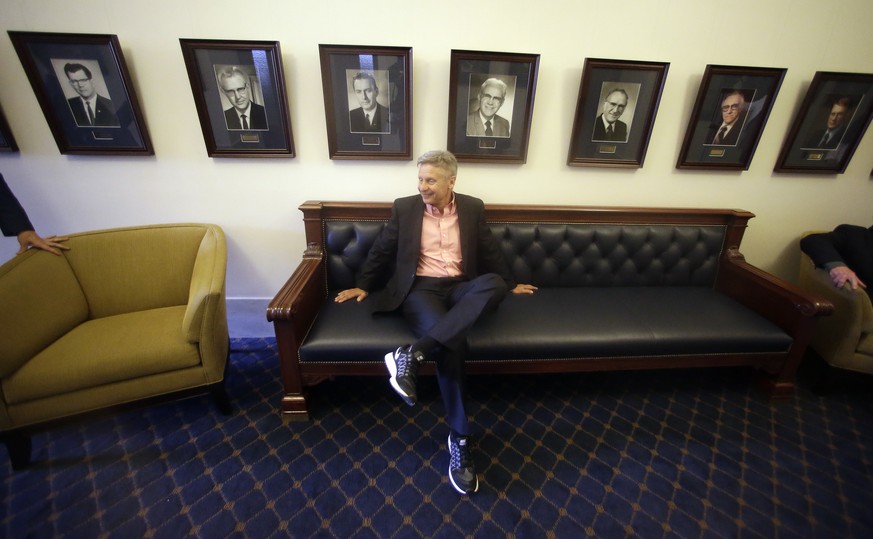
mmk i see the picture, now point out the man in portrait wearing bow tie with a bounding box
[803,96,854,150]
[705,90,749,146]
[64,63,120,128]
[349,72,389,134]
[592,88,630,143]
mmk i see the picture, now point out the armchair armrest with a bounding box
[182,225,228,382]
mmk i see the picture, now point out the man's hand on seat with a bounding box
[335,288,369,303]
[511,283,537,294]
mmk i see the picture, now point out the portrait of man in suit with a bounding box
[466,77,512,138]
[217,66,268,131]
[62,62,120,128]
[348,72,390,134]
[592,87,631,143]
[802,96,856,150]
[705,89,752,146]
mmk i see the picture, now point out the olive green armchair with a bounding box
[0,223,230,469]
[798,235,873,378]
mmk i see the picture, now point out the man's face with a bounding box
[601,91,627,123]
[720,93,744,125]
[478,83,505,119]
[827,103,849,130]
[67,70,95,99]
[354,78,378,112]
[418,164,456,210]
[221,74,250,112]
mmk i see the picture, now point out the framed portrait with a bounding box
[677,65,786,170]
[774,72,873,174]
[0,104,18,153]
[318,44,412,160]
[447,50,540,164]
[567,58,669,168]
[180,39,294,158]
[8,31,153,156]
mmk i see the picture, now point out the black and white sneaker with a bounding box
[448,432,479,495]
[384,345,423,406]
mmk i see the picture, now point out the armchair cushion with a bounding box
[3,306,200,405]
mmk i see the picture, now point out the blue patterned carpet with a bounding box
[2,338,872,538]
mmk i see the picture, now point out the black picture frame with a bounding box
[677,65,786,170]
[180,39,294,158]
[8,31,153,156]
[774,71,873,174]
[0,104,18,153]
[318,44,412,160]
[447,50,539,164]
[567,58,669,168]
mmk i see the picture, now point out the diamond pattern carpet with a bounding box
[2,339,872,538]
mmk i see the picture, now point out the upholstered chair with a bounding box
[0,223,230,469]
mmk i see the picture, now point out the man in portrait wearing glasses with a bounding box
[466,77,511,138]
[592,87,630,142]
[705,89,750,146]
[218,66,268,131]
[63,62,119,128]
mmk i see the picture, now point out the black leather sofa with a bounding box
[268,201,832,420]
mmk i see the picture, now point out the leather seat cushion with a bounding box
[299,287,792,362]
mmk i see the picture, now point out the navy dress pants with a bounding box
[401,273,508,436]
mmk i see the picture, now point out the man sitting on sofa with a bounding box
[801,224,872,297]
[334,150,536,495]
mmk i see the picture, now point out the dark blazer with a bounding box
[0,174,35,238]
[68,95,119,127]
[592,115,628,142]
[356,192,516,313]
[224,102,268,130]
[801,224,873,297]
[466,112,510,137]
[349,104,389,133]
[705,116,746,146]
[803,125,847,149]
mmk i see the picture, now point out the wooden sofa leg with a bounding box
[3,433,32,471]
[211,383,233,416]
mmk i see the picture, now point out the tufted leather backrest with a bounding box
[324,220,725,289]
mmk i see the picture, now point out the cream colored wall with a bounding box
[1,0,871,298]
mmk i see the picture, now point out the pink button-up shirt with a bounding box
[416,196,463,278]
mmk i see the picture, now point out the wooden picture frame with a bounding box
[8,31,153,156]
[0,104,18,153]
[567,58,669,168]
[180,39,295,158]
[774,71,873,174]
[677,65,786,171]
[447,49,540,164]
[318,44,412,160]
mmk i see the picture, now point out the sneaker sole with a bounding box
[389,377,416,406]
[384,350,398,378]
